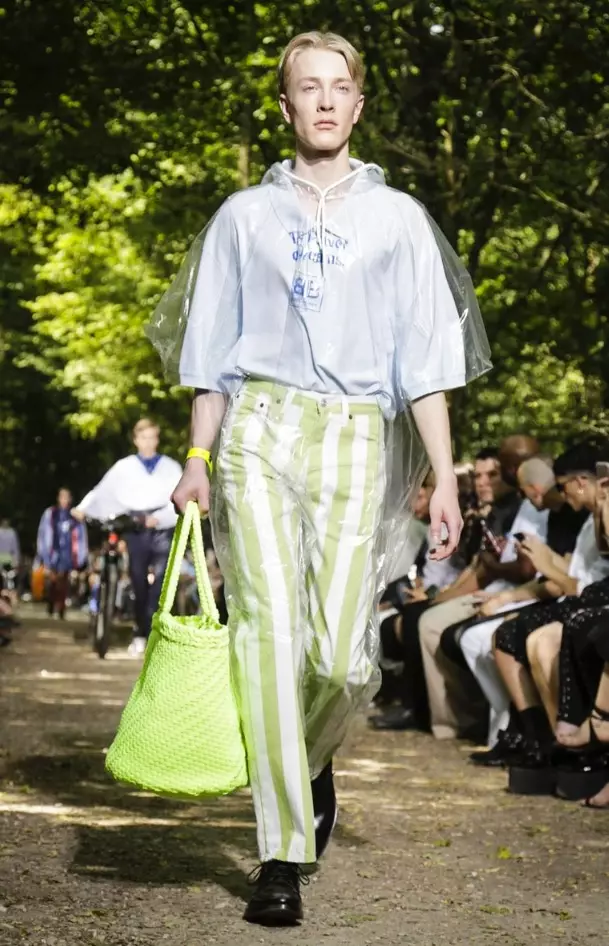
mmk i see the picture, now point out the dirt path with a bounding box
[1,612,608,946]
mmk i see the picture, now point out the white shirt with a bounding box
[568,514,609,593]
[77,455,182,530]
[171,160,490,419]
[486,499,549,595]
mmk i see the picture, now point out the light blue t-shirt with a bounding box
[154,160,490,418]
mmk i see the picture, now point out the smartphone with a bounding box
[596,462,609,479]
[481,520,503,558]
[513,532,525,543]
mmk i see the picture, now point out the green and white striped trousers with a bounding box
[213,380,386,863]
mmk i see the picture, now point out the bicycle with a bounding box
[87,515,143,659]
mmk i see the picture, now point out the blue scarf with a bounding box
[138,454,162,474]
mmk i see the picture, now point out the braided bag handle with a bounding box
[158,502,219,623]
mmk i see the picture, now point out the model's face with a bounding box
[280,49,364,155]
[134,427,160,457]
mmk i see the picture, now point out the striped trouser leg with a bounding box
[303,405,386,777]
[215,386,316,864]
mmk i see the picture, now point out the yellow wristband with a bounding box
[186,447,213,477]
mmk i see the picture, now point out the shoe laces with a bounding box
[248,861,310,890]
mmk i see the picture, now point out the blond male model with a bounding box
[150,31,490,925]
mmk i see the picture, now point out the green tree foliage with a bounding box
[1,0,608,541]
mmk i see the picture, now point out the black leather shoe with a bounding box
[244,860,305,926]
[469,730,524,767]
[311,760,338,859]
[369,706,416,731]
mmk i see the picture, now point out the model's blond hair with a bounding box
[278,31,365,95]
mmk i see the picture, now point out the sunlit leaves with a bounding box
[0,0,608,467]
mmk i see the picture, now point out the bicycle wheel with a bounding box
[94,563,118,659]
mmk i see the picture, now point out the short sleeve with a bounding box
[398,209,466,403]
[395,197,491,406]
[576,554,609,594]
[146,200,242,392]
[567,516,609,592]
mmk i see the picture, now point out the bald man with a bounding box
[418,435,546,741]
[518,457,588,557]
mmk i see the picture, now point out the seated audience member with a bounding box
[524,466,609,802]
[457,455,588,762]
[554,464,609,747]
[418,434,543,741]
[488,441,609,769]
[553,618,609,808]
[452,450,503,573]
[371,444,520,732]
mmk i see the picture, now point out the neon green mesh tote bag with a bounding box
[105,501,248,797]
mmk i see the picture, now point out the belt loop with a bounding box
[341,396,348,424]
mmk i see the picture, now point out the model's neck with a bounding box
[291,142,353,189]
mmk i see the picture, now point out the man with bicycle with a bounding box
[74,418,182,656]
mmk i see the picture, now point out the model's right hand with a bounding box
[172,458,210,515]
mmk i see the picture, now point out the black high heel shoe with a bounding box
[555,706,609,800]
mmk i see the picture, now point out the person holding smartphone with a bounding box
[417,435,545,743]
[461,452,600,765]
[487,442,609,768]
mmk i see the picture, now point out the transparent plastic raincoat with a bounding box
[147,159,491,780]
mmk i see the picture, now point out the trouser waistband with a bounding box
[238,379,381,417]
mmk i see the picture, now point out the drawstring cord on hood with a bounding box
[279,163,368,275]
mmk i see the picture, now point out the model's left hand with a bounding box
[429,478,463,561]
